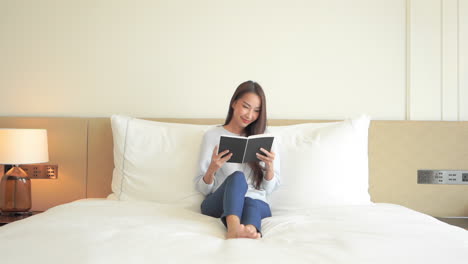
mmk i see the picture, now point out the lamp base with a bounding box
[0,166,32,214]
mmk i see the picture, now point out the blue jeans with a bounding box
[200,171,272,233]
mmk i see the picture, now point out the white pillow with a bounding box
[109,115,213,208]
[268,116,371,209]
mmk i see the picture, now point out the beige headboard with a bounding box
[1,117,468,217]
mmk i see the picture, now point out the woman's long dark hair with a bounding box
[223,80,267,190]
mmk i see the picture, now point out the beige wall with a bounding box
[2,0,407,119]
[2,1,467,120]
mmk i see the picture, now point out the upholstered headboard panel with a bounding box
[1,117,468,217]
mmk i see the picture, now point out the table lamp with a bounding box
[0,129,49,216]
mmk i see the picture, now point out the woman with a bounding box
[194,80,280,239]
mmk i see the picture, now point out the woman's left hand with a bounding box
[256,148,275,172]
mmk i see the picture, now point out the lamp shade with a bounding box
[0,129,49,165]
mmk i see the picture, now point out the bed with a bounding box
[1,115,467,263]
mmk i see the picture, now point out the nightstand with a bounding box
[0,211,43,227]
[435,217,468,230]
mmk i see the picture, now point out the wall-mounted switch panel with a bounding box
[18,164,58,179]
[418,170,468,184]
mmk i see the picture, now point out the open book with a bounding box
[218,134,274,163]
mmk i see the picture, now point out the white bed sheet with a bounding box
[1,199,467,264]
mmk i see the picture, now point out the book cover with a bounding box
[218,134,274,163]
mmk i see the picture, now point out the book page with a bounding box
[243,136,274,163]
[218,136,248,163]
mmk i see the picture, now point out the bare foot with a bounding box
[226,224,261,239]
[245,225,261,239]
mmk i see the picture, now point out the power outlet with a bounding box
[19,164,58,179]
[418,170,468,184]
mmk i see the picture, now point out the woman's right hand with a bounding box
[209,145,233,171]
[203,145,232,184]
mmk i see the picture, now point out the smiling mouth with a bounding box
[241,118,250,124]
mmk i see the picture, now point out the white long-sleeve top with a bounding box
[194,126,281,204]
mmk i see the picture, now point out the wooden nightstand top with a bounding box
[0,211,43,226]
[435,217,468,230]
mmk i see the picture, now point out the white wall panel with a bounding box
[442,0,459,121]
[409,0,442,120]
[461,0,468,120]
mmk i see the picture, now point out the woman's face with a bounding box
[231,92,261,129]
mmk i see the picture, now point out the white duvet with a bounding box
[1,199,467,264]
